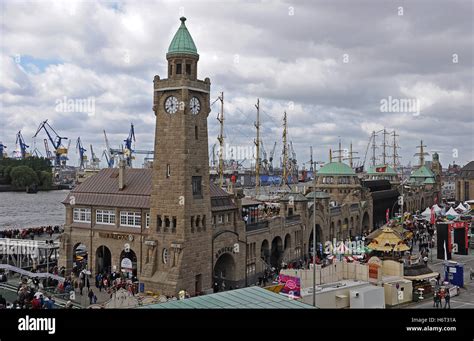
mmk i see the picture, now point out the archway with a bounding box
[260,239,270,265]
[308,225,323,258]
[213,253,236,292]
[421,197,425,210]
[95,245,112,275]
[343,218,349,239]
[362,212,370,233]
[284,234,291,250]
[72,243,88,274]
[120,249,137,278]
[270,236,283,269]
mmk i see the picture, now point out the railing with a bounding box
[285,214,301,223]
[245,220,269,232]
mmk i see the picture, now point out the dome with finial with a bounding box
[167,17,198,57]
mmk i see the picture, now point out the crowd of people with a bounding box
[0,225,63,239]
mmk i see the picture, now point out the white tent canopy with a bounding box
[456,203,467,211]
[421,207,431,217]
[432,204,442,212]
[446,207,459,217]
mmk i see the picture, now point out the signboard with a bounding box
[368,263,379,280]
[278,274,301,298]
[121,258,133,272]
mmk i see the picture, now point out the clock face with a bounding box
[189,97,201,115]
[164,96,179,114]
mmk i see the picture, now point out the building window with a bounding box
[169,64,173,76]
[165,216,170,229]
[192,176,202,198]
[146,213,150,228]
[172,216,177,232]
[225,214,230,223]
[157,215,162,231]
[166,164,171,178]
[120,211,141,228]
[96,209,115,225]
[186,63,191,75]
[176,63,182,74]
[218,215,223,223]
[73,208,91,223]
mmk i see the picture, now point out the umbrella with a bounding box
[446,207,459,218]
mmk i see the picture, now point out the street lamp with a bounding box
[312,175,316,307]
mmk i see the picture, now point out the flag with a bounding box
[430,206,436,225]
[386,208,390,223]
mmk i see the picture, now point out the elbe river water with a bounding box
[0,190,68,229]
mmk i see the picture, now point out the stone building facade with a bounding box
[59,17,425,297]
[456,161,474,202]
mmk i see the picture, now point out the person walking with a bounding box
[433,291,438,308]
[444,291,451,309]
[88,289,95,305]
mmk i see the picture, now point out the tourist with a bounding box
[444,291,451,309]
[88,289,95,305]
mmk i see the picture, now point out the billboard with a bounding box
[278,274,301,298]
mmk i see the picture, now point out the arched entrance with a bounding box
[120,249,137,278]
[260,239,270,265]
[72,243,88,274]
[213,253,236,292]
[270,236,283,269]
[362,212,370,233]
[95,246,112,275]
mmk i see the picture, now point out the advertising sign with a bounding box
[278,274,301,298]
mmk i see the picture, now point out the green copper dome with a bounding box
[167,17,198,57]
[410,165,435,178]
[317,162,356,176]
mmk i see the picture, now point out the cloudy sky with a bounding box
[1,0,473,170]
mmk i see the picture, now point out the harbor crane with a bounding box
[89,144,101,169]
[33,120,68,167]
[103,130,121,168]
[15,131,30,159]
[76,137,88,170]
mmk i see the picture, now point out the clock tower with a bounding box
[143,17,213,295]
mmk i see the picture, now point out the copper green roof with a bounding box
[410,165,435,178]
[423,178,436,184]
[167,17,198,57]
[139,286,313,309]
[317,162,355,176]
[366,164,397,175]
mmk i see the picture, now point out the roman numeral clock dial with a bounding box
[165,96,179,114]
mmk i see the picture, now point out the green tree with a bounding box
[38,170,52,189]
[10,166,39,190]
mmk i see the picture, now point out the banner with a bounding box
[277,274,301,298]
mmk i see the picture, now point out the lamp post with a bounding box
[312,176,316,307]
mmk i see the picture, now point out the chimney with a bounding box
[119,159,126,190]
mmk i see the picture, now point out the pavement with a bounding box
[406,242,474,309]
